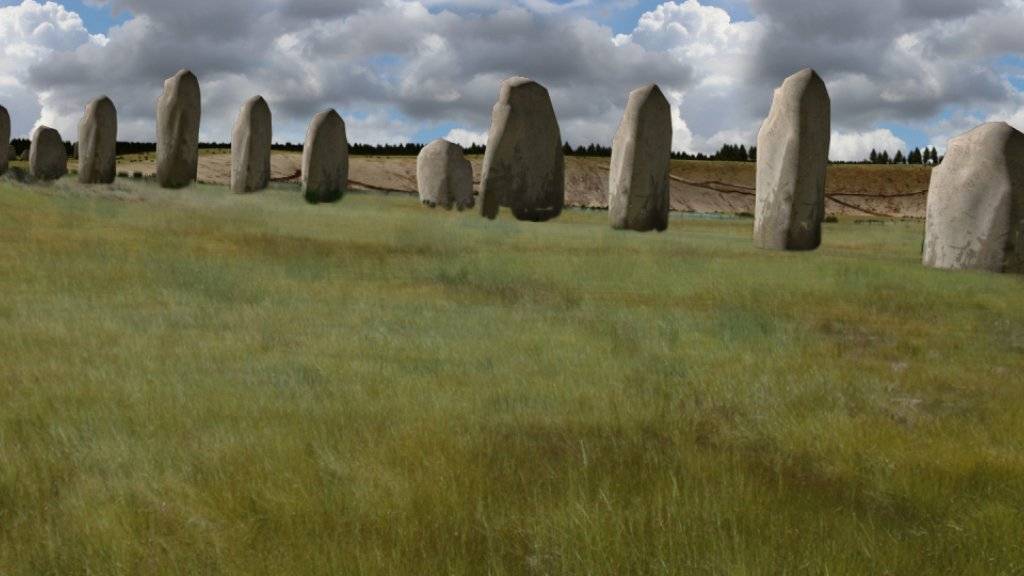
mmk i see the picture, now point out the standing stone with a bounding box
[231,96,272,194]
[0,105,9,176]
[78,96,118,184]
[480,77,564,221]
[923,122,1024,273]
[302,109,348,203]
[156,69,201,189]
[29,126,67,180]
[417,139,474,210]
[753,68,831,251]
[609,84,672,232]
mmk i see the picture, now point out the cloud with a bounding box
[829,129,909,162]
[444,128,488,148]
[0,0,1020,158]
[0,0,106,136]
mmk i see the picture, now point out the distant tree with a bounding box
[880,150,890,164]
[749,146,757,162]
[869,149,878,164]
[893,150,905,164]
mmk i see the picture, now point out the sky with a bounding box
[1,0,1023,161]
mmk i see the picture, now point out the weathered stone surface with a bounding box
[0,105,9,176]
[156,69,201,189]
[753,68,831,251]
[417,139,474,210]
[302,109,348,203]
[923,122,1024,273]
[231,96,272,194]
[78,96,117,184]
[609,84,672,232]
[29,126,67,180]
[480,77,564,221]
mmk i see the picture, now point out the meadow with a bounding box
[0,175,1022,575]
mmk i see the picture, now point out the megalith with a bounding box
[29,126,67,180]
[302,109,348,203]
[78,96,118,184]
[609,84,672,232]
[923,122,1024,274]
[0,105,9,176]
[231,96,272,194]
[156,69,201,189]
[753,68,831,251]
[417,139,475,210]
[480,77,564,221]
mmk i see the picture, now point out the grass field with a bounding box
[1,176,1022,575]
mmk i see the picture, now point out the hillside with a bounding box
[94,151,932,218]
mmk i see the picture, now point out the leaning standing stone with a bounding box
[417,139,474,210]
[923,122,1024,273]
[78,96,117,184]
[231,96,272,194]
[480,77,564,221]
[753,68,831,251]
[30,126,67,180]
[302,109,348,203]
[0,105,9,176]
[609,84,672,232]
[156,69,201,189]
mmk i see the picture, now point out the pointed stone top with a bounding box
[629,83,667,102]
[966,121,1018,135]
[784,68,825,88]
[242,95,270,115]
[314,108,342,122]
[173,69,196,79]
[503,76,536,88]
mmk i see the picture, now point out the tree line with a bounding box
[8,138,942,165]
[865,147,941,165]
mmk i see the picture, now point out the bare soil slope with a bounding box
[111,151,932,218]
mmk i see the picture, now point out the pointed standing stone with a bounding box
[156,69,201,189]
[302,109,348,204]
[754,68,831,251]
[29,126,67,181]
[78,96,117,184]
[923,122,1024,273]
[417,139,474,210]
[609,84,672,232]
[0,105,9,176]
[480,77,564,221]
[231,96,272,194]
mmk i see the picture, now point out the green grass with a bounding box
[1,176,1023,575]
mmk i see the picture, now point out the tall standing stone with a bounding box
[480,77,564,221]
[753,68,831,251]
[29,126,67,181]
[609,84,672,232]
[0,105,9,176]
[156,69,201,189]
[417,139,474,210]
[231,96,272,194]
[78,96,117,184]
[923,122,1024,274]
[302,109,348,204]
